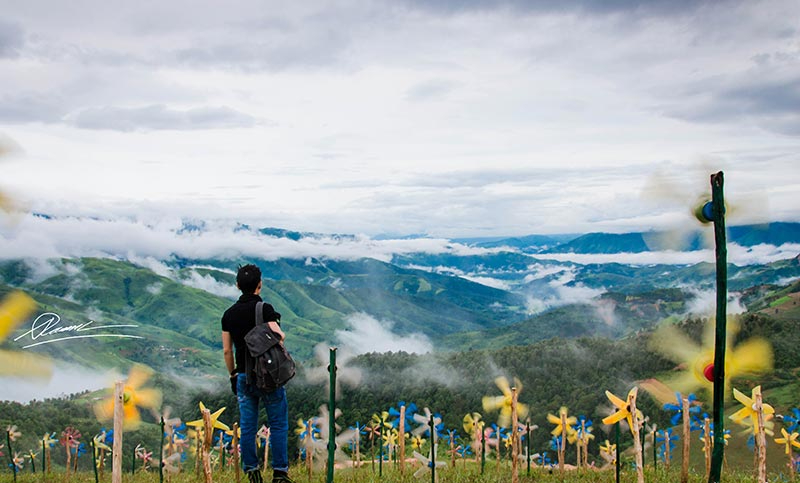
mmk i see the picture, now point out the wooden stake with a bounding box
[704,417,712,478]
[629,390,644,483]
[755,391,767,483]
[681,395,690,483]
[112,381,124,483]
[201,409,213,483]
[399,405,406,474]
[232,423,240,483]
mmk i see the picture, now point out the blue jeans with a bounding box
[237,374,289,473]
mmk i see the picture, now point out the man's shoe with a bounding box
[272,472,295,483]
[246,470,264,483]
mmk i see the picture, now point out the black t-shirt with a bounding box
[221,293,282,374]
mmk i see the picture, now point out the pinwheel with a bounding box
[774,428,800,480]
[313,405,357,469]
[602,388,644,483]
[135,444,153,472]
[12,451,24,471]
[548,407,576,472]
[784,408,800,434]
[347,422,367,467]
[730,386,773,483]
[456,444,472,465]
[60,426,81,478]
[186,402,231,433]
[257,424,270,472]
[160,408,183,455]
[366,414,386,471]
[482,425,499,459]
[388,401,416,472]
[482,377,529,429]
[92,430,113,475]
[656,428,677,469]
[382,427,398,462]
[412,407,444,444]
[663,392,702,482]
[462,412,483,462]
[412,450,446,479]
[572,416,594,468]
[0,291,52,378]
[162,452,182,476]
[305,343,362,396]
[649,318,773,398]
[295,418,322,476]
[94,364,163,430]
[599,440,616,468]
[445,430,459,468]
[410,435,426,451]
[41,432,57,474]
[5,425,20,479]
[187,401,229,482]
[69,442,87,473]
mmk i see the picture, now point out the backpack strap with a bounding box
[255,301,265,326]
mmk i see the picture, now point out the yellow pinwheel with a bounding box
[94,364,163,429]
[0,291,52,378]
[186,402,230,432]
[463,412,482,436]
[602,387,643,432]
[410,435,426,451]
[649,318,772,398]
[599,440,616,465]
[547,407,577,439]
[482,376,529,428]
[774,428,800,455]
[730,386,774,435]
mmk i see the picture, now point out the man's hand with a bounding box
[230,374,238,396]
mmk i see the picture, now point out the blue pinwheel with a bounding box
[536,451,553,467]
[457,444,472,459]
[550,435,563,452]
[388,401,418,429]
[784,408,800,433]
[663,393,702,426]
[656,428,678,464]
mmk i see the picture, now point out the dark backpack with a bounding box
[244,302,296,391]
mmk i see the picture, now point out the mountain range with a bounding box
[1,221,799,397]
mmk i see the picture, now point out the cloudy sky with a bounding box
[1,0,799,238]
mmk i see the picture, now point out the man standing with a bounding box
[222,264,293,483]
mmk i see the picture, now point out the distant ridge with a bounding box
[474,222,800,255]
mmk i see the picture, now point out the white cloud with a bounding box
[180,270,239,299]
[531,243,800,267]
[0,213,507,263]
[0,362,113,403]
[334,313,433,355]
[460,275,511,291]
[685,289,747,316]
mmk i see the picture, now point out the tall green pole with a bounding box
[7,431,16,483]
[708,171,727,483]
[526,423,531,476]
[42,440,45,476]
[327,347,337,483]
[379,418,383,478]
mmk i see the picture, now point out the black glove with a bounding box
[230,374,238,396]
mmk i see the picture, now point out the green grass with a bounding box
[0,464,776,483]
